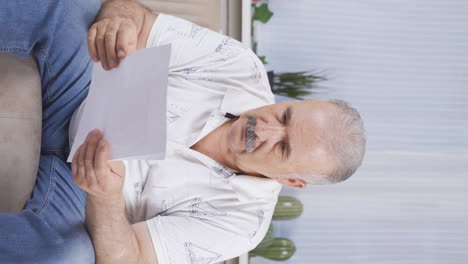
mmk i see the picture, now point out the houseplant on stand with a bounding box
[267,71,327,100]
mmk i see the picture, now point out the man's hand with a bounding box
[88,0,157,71]
[88,17,138,70]
[75,130,154,264]
[72,129,125,200]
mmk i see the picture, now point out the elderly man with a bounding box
[0,0,365,263]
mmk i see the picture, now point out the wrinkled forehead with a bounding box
[285,101,338,176]
[286,146,335,177]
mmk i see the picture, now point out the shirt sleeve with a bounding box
[146,13,275,105]
[145,205,274,264]
[146,14,250,70]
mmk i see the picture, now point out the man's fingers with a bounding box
[77,141,88,187]
[90,18,139,69]
[116,23,137,60]
[105,25,119,69]
[85,130,102,184]
[94,139,109,180]
[72,146,78,176]
[72,145,82,184]
[87,25,98,62]
[96,23,109,70]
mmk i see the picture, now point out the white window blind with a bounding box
[251,0,468,263]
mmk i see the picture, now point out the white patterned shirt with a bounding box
[72,13,282,264]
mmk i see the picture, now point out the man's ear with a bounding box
[275,177,307,189]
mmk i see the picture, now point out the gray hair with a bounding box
[301,99,366,184]
[324,99,366,183]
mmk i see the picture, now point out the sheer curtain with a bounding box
[252,0,468,263]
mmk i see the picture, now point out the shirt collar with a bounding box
[229,174,282,202]
[219,87,275,116]
[184,146,282,202]
[183,87,280,202]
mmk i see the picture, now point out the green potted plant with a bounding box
[268,71,327,100]
[254,224,275,250]
[249,238,296,261]
[249,196,304,262]
[272,196,304,220]
[251,2,273,64]
[250,2,327,100]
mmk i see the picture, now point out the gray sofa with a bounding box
[0,0,222,212]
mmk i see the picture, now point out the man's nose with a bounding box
[254,121,286,143]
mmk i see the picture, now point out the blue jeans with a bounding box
[0,0,101,263]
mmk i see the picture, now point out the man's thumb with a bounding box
[108,161,126,178]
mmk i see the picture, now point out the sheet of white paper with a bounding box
[67,44,171,162]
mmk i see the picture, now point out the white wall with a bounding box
[252,0,468,263]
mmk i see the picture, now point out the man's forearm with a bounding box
[97,0,145,28]
[96,0,156,50]
[86,195,141,264]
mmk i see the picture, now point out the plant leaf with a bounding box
[270,71,327,100]
[252,3,274,23]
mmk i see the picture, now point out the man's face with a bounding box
[227,100,337,188]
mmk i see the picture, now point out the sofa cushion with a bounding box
[0,53,41,212]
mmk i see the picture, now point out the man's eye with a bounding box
[282,112,287,125]
[281,142,286,156]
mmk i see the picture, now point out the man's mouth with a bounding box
[246,115,256,152]
[242,125,246,147]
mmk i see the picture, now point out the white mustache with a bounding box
[246,115,256,152]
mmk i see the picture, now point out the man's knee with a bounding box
[46,0,101,34]
[56,0,101,18]
[59,228,96,264]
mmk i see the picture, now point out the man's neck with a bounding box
[190,119,239,172]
